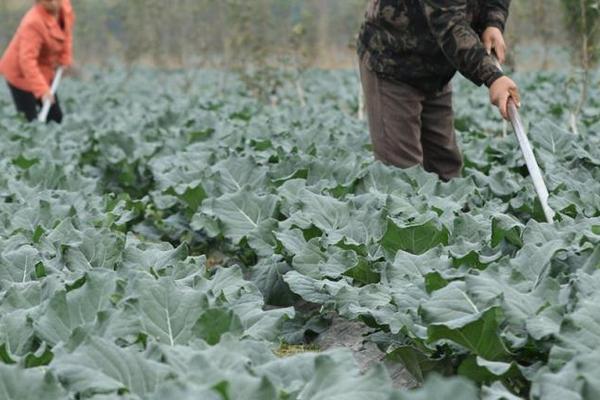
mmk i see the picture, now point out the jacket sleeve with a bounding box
[18,21,50,98]
[420,0,504,88]
[482,0,510,32]
[60,0,75,66]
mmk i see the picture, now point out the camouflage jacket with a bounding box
[358,0,510,93]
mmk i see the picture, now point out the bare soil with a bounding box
[315,314,418,389]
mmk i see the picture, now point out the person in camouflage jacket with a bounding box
[358,0,519,180]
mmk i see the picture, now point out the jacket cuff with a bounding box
[485,20,506,33]
[60,55,72,67]
[484,70,504,88]
[485,10,508,33]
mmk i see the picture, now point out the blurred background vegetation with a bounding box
[1,0,597,72]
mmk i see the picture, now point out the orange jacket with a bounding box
[0,1,75,99]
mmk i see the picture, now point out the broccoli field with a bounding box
[0,68,599,400]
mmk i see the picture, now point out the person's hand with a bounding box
[489,76,520,120]
[482,27,507,64]
[42,91,55,105]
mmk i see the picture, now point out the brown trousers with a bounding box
[359,59,463,181]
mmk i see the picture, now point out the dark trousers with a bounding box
[359,59,463,181]
[6,82,63,124]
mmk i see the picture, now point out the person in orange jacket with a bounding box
[0,0,75,123]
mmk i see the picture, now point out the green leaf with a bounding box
[281,189,366,246]
[180,184,207,212]
[24,344,54,368]
[491,214,525,247]
[481,382,523,400]
[421,282,483,325]
[549,292,600,369]
[148,381,221,400]
[344,257,381,284]
[12,155,39,170]
[0,245,41,283]
[466,265,561,339]
[425,272,449,294]
[0,365,66,399]
[383,249,452,283]
[193,308,243,345]
[121,241,188,274]
[194,191,279,255]
[297,355,394,400]
[457,356,521,384]
[385,345,447,383]
[276,229,358,279]
[509,240,565,284]
[421,283,509,360]
[583,244,600,273]
[65,228,125,271]
[284,271,349,305]
[531,362,584,400]
[124,277,207,346]
[165,183,207,215]
[251,256,298,307]
[210,156,268,194]
[35,271,119,345]
[427,307,509,361]
[381,218,449,257]
[390,374,479,400]
[52,335,174,397]
[45,218,83,247]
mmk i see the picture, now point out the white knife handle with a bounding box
[507,100,556,224]
[491,56,555,223]
[38,67,64,123]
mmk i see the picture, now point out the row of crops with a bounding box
[0,68,599,399]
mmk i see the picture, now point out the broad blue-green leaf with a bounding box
[0,283,46,357]
[45,218,83,247]
[121,240,188,274]
[531,362,584,400]
[35,271,119,345]
[0,245,41,283]
[251,256,298,306]
[52,335,174,397]
[384,249,452,282]
[491,214,524,248]
[281,189,350,240]
[194,191,279,255]
[124,277,207,346]
[381,218,449,257]
[197,266,294,342]
[297,356,393,400]
[390,374,479,400]
[466,265,561,339]
[276,229,358,279]
[65,228,125,271]
[0,365,67,399]
[193,308,243,345]
[509,241,566,284]
[148,381,221,400]
[550,293,600,366]
[481,382,523,400]
[421,283,509,360]
[283,271,349,304]
[209,155,268,194]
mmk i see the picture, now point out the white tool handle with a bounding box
[507,101,555,223]
[38,66,64,123]
[492,56,555,223]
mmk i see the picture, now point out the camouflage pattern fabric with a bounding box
[358,0,510,93]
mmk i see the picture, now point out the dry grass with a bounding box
[274,343,320,358]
